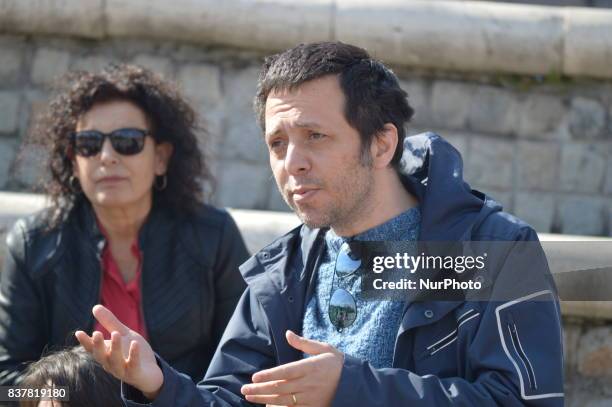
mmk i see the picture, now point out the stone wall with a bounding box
[1,33,612,236]
[565,321,612,405]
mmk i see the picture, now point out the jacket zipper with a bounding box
[507,322,537,390]
[138,248,150,340]
[94,240,149,340]
[93,238,105,332]
[427,309,479,356]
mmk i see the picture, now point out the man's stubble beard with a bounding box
[280,160,376,232]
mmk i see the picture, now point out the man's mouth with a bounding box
[291,187,320,202]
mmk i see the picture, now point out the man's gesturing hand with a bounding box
[74,305,164,400]
[241,330,344,407]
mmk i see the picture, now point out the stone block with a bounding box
[559,197,605,236]
[105,0,331,52]
[608,105,612,138]
[464,136,513,189]
[177,63,222,108]
[10,143,48,190]
[399,79,431,127]
[19,90,49,139]
[578,327,612,378]
[516,141,559,191]
[514,192,555,233]
[0,0,104,39]
[131,54,174,79]
[565,7,612,79]
[199,109,225,160]
[336,0,562,76]
[584,399,612,407]
[608,206,612,237]
[71,55,116,73]
[222,66,259,114]
[0,92,21,135]
[516,93,566,139]
[215,161,271,210]
[563,324,582,378]
[0,139,18,189]
[567,97,606,139]
[222,113,268,164]
[604,158,612,195]
[111,38,158,60]
[438,131,469,163]
[221,67,268,164]
[171,43,211,63]
[430,81,473,130]
[498,0,586,5]
[468,85,518,136]
[560,144,607,193]
[0,39,24,84]
[31,48,71,86]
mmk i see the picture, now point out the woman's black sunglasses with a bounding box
[71,128,149,157]
[328,241,362,331]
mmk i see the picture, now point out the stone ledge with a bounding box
[0,0,611,79]
[1,192,611,320]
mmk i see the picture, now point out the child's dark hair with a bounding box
[19,346,122,407]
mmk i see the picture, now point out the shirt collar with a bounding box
[325,206,421,253]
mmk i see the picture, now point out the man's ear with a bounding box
[154,142,174,175]
[370,123,399,169]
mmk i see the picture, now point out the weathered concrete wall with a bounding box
[1,33,612,236]
[2,0,612,79]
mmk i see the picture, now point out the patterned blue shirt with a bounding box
[302,206,421,369]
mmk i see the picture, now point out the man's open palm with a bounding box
[75,305,164,398]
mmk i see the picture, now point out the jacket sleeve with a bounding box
[332,227,564,407]
[123,286,275,407]
[211,213,249,346]
[0,221,47,385]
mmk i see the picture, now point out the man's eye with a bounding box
[310,132,326,140]
[269,139,285,149]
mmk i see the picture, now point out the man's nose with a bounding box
[99,138,119,164]
[284,143,310,175]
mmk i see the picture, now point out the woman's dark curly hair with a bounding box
[30,63,212,228]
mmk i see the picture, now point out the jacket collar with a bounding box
[399,132,496,242]
[240,224,324,293]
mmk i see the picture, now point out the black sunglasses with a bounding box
[328,241,362,332]
[71,128,150,157]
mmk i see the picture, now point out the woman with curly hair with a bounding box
[0,64,249,385]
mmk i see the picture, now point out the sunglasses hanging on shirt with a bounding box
[328,241,362,332]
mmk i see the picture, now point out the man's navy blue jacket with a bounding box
[125,133,564,406]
